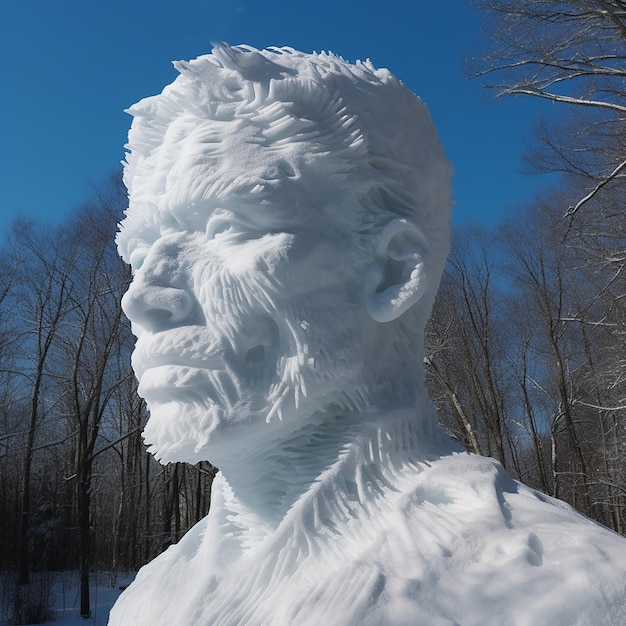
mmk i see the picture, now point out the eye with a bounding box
[206,217,233,240]
[129,245,150,272]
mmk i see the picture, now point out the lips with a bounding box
[131,326,228,379]
[130,324,269,410]
[138,364,223,406]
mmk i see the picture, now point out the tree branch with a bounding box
[498,87,626,114]
[565,157,626,218]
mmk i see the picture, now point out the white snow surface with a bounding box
[112,44,626,625]
[112,448,626,625]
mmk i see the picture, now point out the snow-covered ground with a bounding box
[0,571,134,626]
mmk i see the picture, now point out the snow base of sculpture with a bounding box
[111,444,626,626]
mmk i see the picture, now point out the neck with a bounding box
[215,395,449,536]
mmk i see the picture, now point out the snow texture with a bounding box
[0,571,132,626]
[112,44,626,625]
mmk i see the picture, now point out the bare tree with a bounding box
[426,195,626,531]
[426,225,518,469]
[472,0,626,222]
[51,179,130,618]
[8,219,77,586]
[464,0,626,532]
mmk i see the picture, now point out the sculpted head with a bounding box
[117,44,452,465]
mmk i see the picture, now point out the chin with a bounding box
[141,398,274,465]
[140,400,218,464]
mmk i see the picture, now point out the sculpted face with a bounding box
[121,144,375,464]
[117,45,452,465]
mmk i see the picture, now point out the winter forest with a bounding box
[1,1,625,623]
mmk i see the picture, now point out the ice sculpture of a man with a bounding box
[111,45,626,625]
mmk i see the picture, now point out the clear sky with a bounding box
[0,0,553,236]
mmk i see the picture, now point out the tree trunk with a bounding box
[79,429,92,619]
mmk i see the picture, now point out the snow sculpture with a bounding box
[111,44,626,625]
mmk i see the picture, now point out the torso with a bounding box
[110,452,626,626]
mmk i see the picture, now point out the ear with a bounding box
[364,219,429,323]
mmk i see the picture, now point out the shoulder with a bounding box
[357,451,626,625]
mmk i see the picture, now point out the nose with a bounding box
[122,281,194,333]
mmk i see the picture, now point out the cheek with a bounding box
[191,234,297,318]
[281,239,364,297]
[191,249,283,353]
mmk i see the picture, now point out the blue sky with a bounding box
[0,0,553,235]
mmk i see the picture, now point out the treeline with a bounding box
[0,176,216,622]
[426,0,625,532]
[0,167,623,621]
[425,191,626,532]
